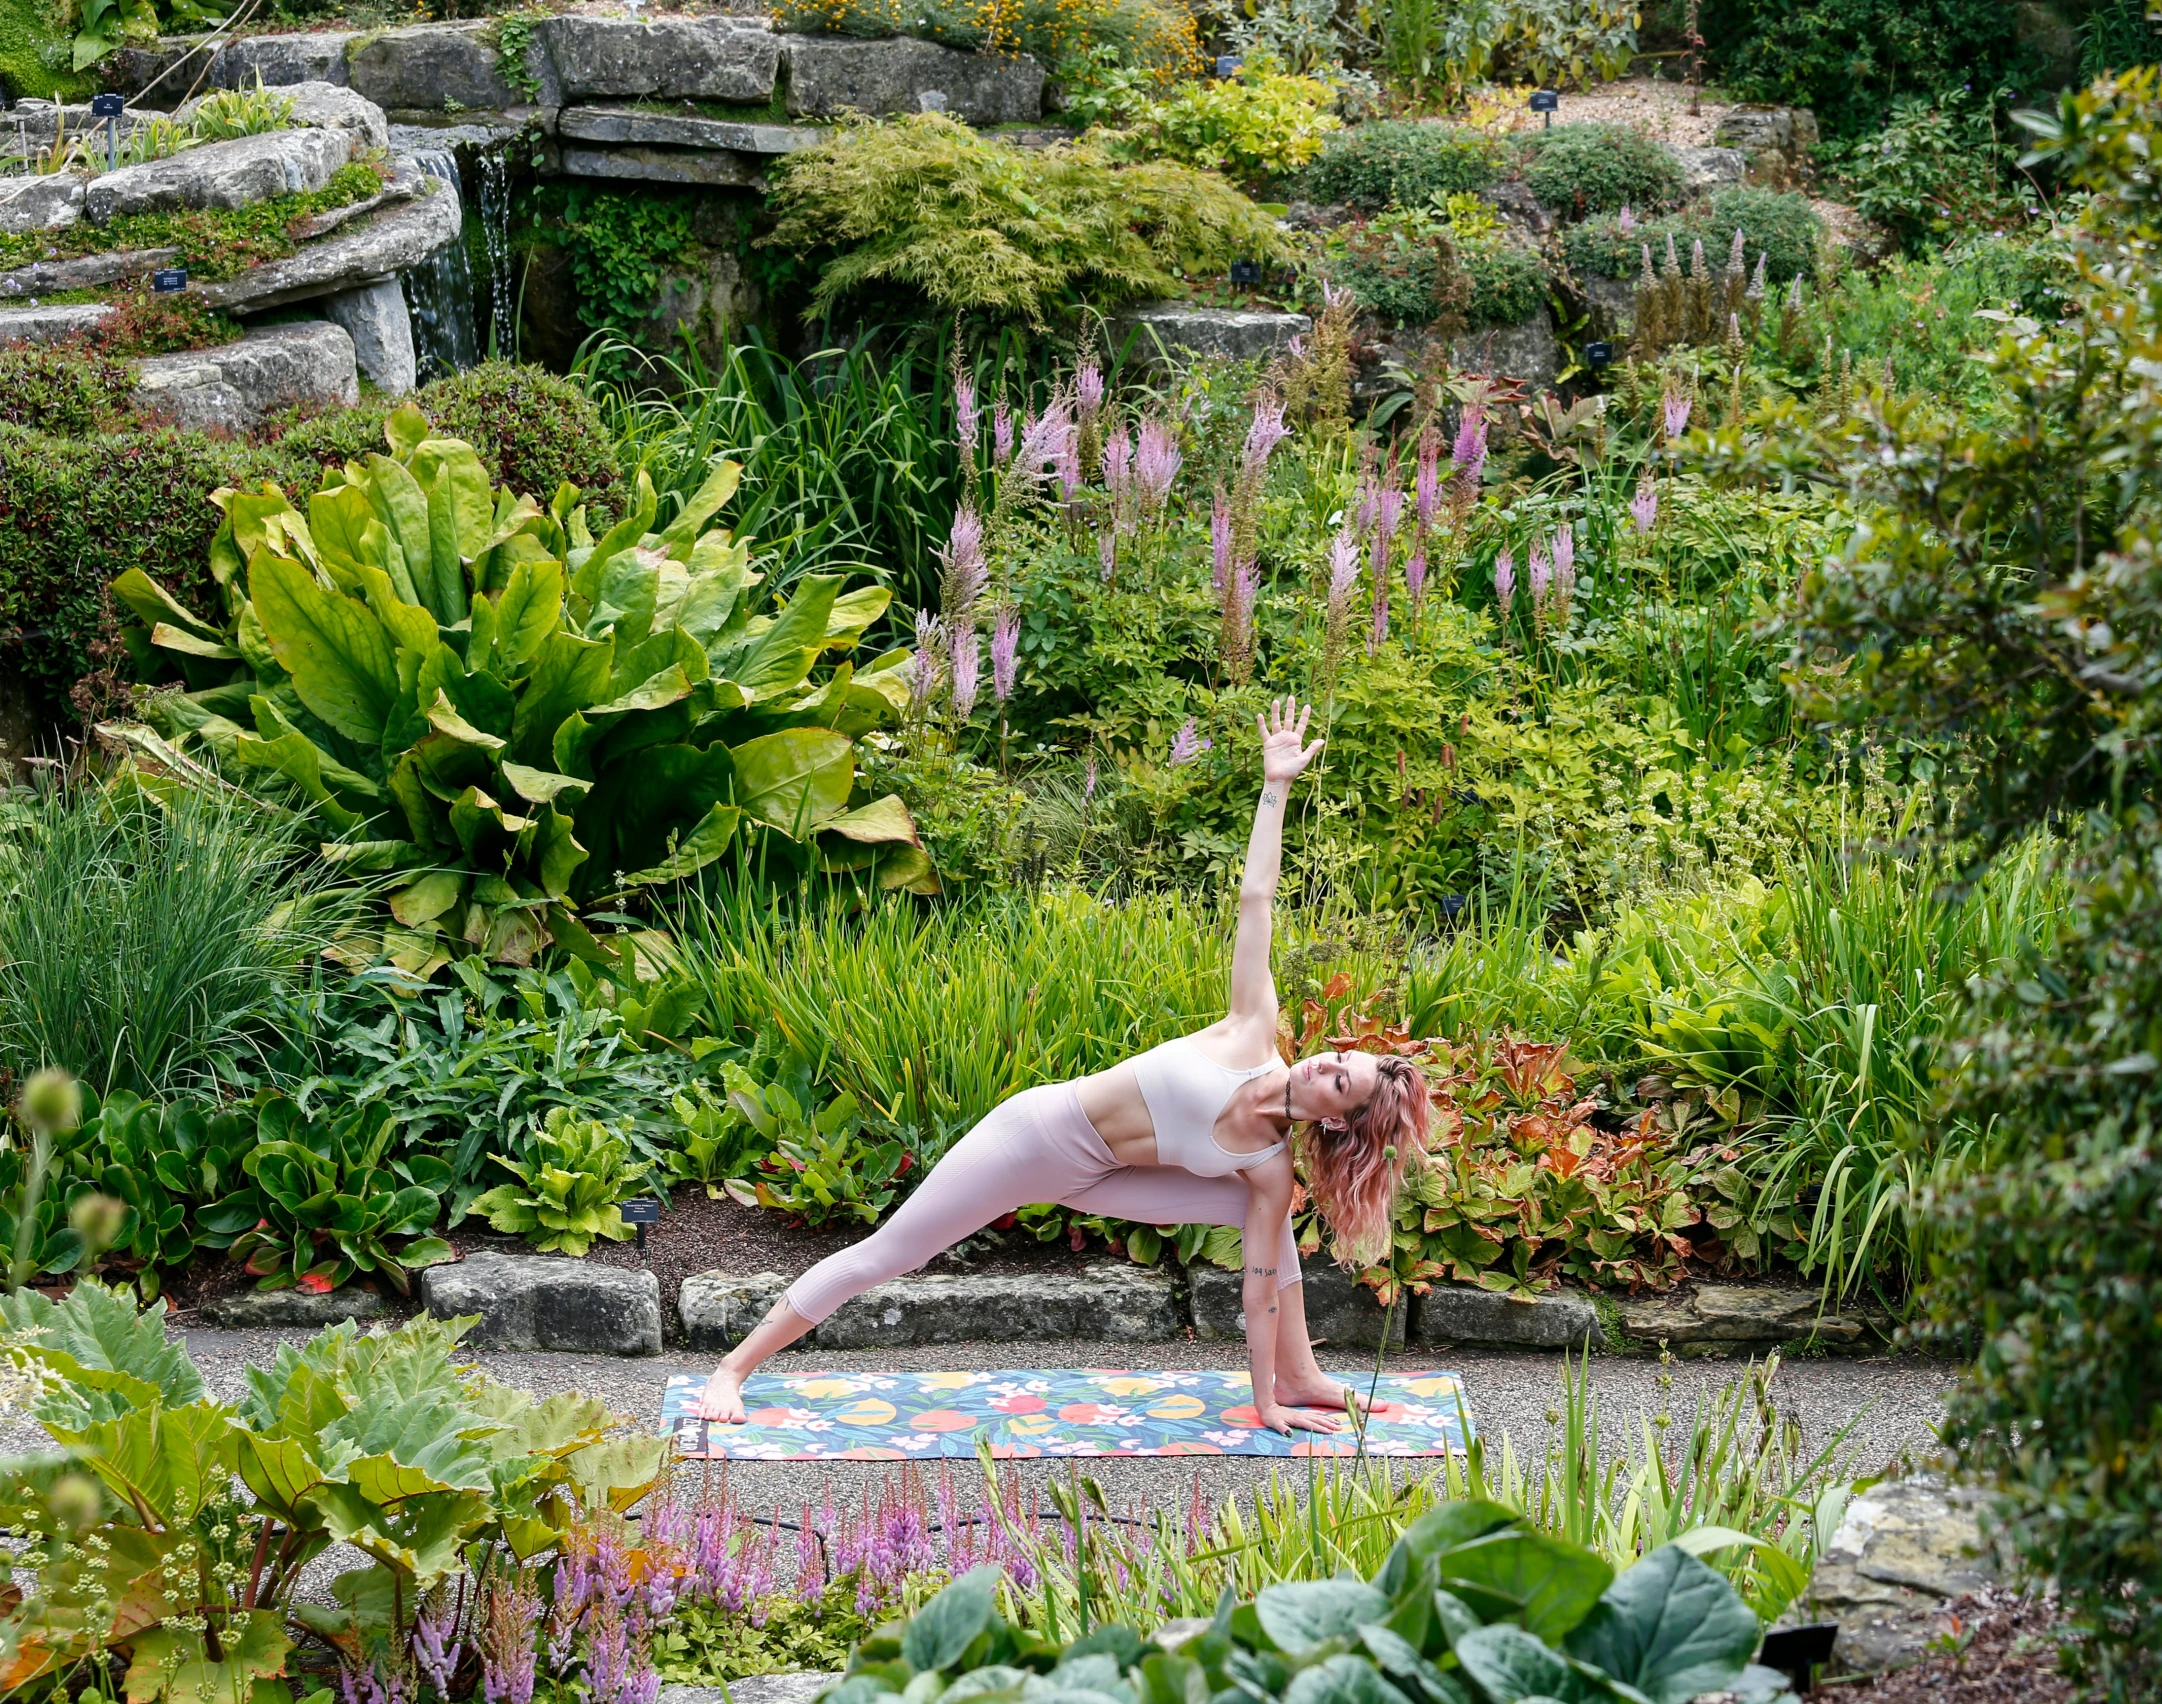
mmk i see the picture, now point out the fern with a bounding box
[763,114,1287,326]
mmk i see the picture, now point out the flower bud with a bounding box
[69,1192,127,1256]
[46,1474,101,1534]
[18,1068,82,1139]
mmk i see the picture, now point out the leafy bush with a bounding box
[1297,120,1504,211]
[91,284,245,358]
[1461,235,1549,326]
[844,1520,1782,1704]
[1699,0,2025,141]
[1564,187,1822,282]
[210,1094,454,1291]
[472,1105,649,1254]
[1828,95,2026,254]
[722,1067,909,1226]
[1516,121,1684,219]
[116,404,922,959]
[1100,61,1342,184]
[763,114,1288,325]
[184,79,295,139]
[1755,69,2162,1690]
[0,342,135,435]
[0,783,341,1098]
[0,1286,664,1703]
[1495,0,1641,87]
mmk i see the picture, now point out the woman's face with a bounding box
[1290,1049,1382,1125]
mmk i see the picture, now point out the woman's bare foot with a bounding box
[694,1366,748,1423]
[1274,1376,1372,1416]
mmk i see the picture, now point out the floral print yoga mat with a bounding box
[661,1369,1474,1460]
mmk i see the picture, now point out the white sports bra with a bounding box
[1131,1035,1284,1175]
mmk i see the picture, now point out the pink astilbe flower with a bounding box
[1374,486,1405,550]
[1134,417,1182,510]
[1327,524,1362,609]
[1018,399,1074,475]
[1662,386,1693,443]
[1099,533,1117,582]
[413,1605,460,1699]
[1355,476,1380,533]
[1528,534,1552,613]
[908,610,946,715]
[1084,756,1097,798]
[1211,490,1233,592]
[991,605,1020,705]
[1367,583,1389,657]
[580,1597,629,1704]
[1551,527,1575,606]
[797,1505,825,1604]
[938,505,988,624]
[1618,203,1635,235]
[1630,476,1658,535]
[1243,392,1290,474]
[1055,426,1083,500]
[480,1575,540,1704]
[1494,545,1516,614]
[1285,334,1306,360]
[1076,360,1104,424]
[1168,717,1210,767]
[1101,426,1133,508]
[1322,280,1355,312]
[993,399,1014,464]
[1405,548,1428,612]
[949,624,980,720]
[954,369,978,461]
[1414,432,1442,535]
[1451,406,1488,486]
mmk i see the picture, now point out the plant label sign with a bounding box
[622,1195,662,1252]
[1529,88,1559,129]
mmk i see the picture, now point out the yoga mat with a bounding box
[661,1369,1473,1460]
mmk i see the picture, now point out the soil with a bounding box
[449,1182,1117,1334]
[1828,1590,2075,1703]
[1465,76,1738,147]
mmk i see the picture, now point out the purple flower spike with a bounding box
[1077,361,1104,423]
[1375,486,1405,547]
[413,1606,459,1698]
[1135,417,1182,510]
[1243,393,1290,473]
[940,506,988,617]
[1451,406,1487,485]
[1406,548,1427,606]
[1414,438,1441,533]
[1211,491,1233,592]
[955,370,978,458]
[1529,535,1552,610]
[1494,546,1515,614]
[1084,755,1098,797]
[1552,527,1575,600]
[1630,476,1658,535]
[1368,584,1389,656]
[1019,399,1075,474]
[992,605,1021,705]
[1101,425,1132,500]
[1168,717,1210,767]
[909,610,946,713]
[993,399,1014,464]
[1618,203,1635,235]
[1663,388,1693,443]
[1328,524,1362,606]
[950,624,980,720]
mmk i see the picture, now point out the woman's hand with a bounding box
[1257,698,1324,784]
[1256,1402,1344,1436]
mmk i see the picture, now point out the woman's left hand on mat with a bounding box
[1257,1402,1343,1436]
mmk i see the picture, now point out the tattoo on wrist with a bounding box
[1261,789,1279,807]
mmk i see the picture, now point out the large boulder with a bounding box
[130,320,359,434]
[1112,303,1312,370]
[211,32,358,89]
[0,302,115,346]
[1453,310,1560,389]
[814,1264,1184,1348]
[559,147,763,189]
[780,34,1044,124]
[421,1249,664,1355]
[539,16,781,102]
[0,246,182,296]
[319,277,417,394]
[348,21,557,115]
[679,1270,791,1352]
[1810,1477,2003,1671]
[200,1286,387,1328]
[200,162,460,314]
[1615,1282,1887,1356]
[0,172,88,236]
[86,128,354,223]
[283,82,392,153]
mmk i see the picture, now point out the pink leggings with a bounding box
[785,1081,1303,1322]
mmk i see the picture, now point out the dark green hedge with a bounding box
[1298,122,1504,211]
[1515,122,1685,220]
[0,360,623,732]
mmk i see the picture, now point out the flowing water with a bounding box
[402,138,518,381]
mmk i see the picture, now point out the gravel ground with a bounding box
[161,1325,1960,1517]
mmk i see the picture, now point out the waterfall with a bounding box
[473,144,514,356]
[403,147,482,382]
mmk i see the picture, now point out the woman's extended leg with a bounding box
[1059,1166,1360,1413]
[695,1085,1097,1420]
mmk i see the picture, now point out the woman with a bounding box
[696,699,1431,1435]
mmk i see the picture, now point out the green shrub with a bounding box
[0,364,622,729]
[1297,119,1503,210]
[1564,187,1822,282]
[1462,234,1549,326]
[1700,0,2026,141]
[1828,95,2027,254]
[92,283,246,357]
[1098,62,1342,184]
[763,114,1288,325]
[0,342,135,434]
[1516,120,1684,219]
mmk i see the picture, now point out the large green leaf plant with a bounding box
[113,404,930,973]
[0,1286,662,1700]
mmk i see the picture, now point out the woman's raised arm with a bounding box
[1228,699,1324,1024]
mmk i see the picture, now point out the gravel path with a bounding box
[170,1325,1960,1516]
